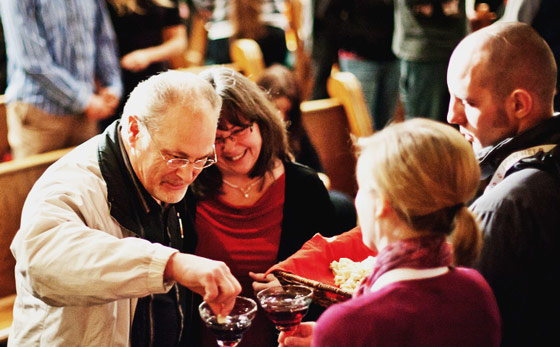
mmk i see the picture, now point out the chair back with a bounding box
[230,39,265,81]
[300,98,357,198]
[327,71,373,138]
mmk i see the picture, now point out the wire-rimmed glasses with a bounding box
[142,122,217,170]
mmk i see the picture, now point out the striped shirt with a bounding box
[0,0,122,116]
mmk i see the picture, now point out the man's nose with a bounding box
[176,164,198,184]
[447,97,465,125]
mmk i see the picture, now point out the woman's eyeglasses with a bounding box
[215,123,254,146]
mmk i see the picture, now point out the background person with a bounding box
[256,64,357,233]
[0,0,122,158]
[447,21,560,346]
[279,119,501,347]
[101,0,188,131]
[8,70,241,346]
[191,0,289,66]
[187,67,339,346]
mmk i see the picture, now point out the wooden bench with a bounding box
[0,147,73,344]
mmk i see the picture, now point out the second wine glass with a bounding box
[256,284,313,335]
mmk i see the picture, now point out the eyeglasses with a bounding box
[215,123,254,146]
[142,122,217,170]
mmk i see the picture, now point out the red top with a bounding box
[195,174,286,295]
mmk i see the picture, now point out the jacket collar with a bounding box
[478,115,560,180]
[97,120,164,238]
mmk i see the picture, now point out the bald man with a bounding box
[447,22,560,346]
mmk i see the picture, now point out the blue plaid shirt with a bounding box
[0,0,122,115]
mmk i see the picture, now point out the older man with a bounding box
[447,22,560,346]
[9,71,241,346]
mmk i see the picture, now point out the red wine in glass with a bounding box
[199,296,257,347]
[257,285,313,334]
[203,315,252,347]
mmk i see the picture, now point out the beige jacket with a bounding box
[9,137,177,346]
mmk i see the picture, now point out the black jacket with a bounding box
[472,115,560,346]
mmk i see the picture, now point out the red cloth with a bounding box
[266,227,377,286]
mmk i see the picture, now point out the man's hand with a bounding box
[278,322,315,347]
[164,253,241,317]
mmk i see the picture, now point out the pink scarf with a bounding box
[355,235,451,297]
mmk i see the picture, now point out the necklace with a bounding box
[222,177,263,198]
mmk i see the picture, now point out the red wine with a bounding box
[262,303,309,333]
[204,316,252,347]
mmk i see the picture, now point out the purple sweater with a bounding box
[313,267,501,347]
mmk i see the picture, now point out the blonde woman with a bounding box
[280,118,501,347]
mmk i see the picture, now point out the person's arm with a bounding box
[120,24,187,72]
[0,0,92,113]
[12,164,240,308]
[500,0,542,23]
[164,252,241,317]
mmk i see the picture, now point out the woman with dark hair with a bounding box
[187,67,338,346]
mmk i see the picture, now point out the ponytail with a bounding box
[449,206,482,267]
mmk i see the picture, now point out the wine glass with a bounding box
[256,284,313,335]
[198,296,257,347]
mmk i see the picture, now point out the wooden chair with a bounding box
[0,147,73,343]
[299,71,374,199]
[300,98,357,198]
[0,95,8,161]
[327,71,373,138]
[230,39,265,81]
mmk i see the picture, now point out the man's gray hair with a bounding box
[121,70,222,131]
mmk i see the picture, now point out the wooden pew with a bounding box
[0,147,73,344]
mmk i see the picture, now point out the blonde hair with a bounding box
[356,119,482,266]
[107,0,174,15]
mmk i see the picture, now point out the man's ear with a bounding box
[507,89,533,120]
[125,115,142,146]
